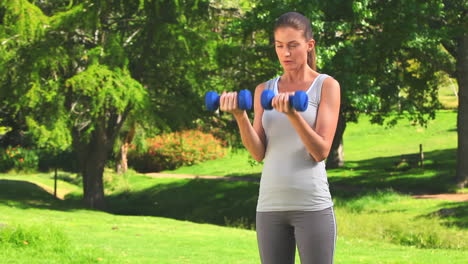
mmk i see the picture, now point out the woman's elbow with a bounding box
[310,150,330,163]
[251,150,265,162]
[253,154,264,162]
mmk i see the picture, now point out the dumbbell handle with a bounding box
[205,90,252,111]
[261,90,308,111]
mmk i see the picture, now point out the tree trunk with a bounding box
[456,34,468,188]
[119,124,136,173]
[77,125,109,210]
[326,111,346,169]
[74,123,114,210]
[72,106,129,210]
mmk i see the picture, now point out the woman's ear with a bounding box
[307,39,315,52]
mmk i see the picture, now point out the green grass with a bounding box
[166,110,456,175]
[0,173,81,199]
[161,149,263,178]
[1,179,467,264]
[438,79,458,109]
[0,110,467,263]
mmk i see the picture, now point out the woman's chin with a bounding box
[282,64,298,71]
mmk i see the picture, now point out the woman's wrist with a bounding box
[233,110,248,121]
[285,109,300,119]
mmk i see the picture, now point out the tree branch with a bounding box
[124,28,141,47]
[442,41,457,58]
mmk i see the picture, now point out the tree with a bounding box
[331,0,466,186]
[1,0,149,209]
[227,0,464,179]
[0,0,219,208]
[434,0,467,188]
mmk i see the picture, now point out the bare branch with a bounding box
[124,28,141,47]
[1,34,20,45]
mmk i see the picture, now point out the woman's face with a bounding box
[274,26,314,71]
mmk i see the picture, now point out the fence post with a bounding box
[419,144,424,168]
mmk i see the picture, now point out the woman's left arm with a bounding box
[276,77,341,162]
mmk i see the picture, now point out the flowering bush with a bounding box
[128,130,226,172]
[0,145,39,172]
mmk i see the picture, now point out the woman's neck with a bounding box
[282,65,317,83]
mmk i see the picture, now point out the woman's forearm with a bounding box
[287,112,330,162]
[234,112,266,162]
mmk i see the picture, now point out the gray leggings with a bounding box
[256,207,337,264]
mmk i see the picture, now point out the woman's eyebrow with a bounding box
[274,40,300,44]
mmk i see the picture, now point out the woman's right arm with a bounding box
[220,83,267,162]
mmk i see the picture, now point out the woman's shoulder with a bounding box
[315,72,339,88]
[320,74,340,102]
[255,77,278,92]
[322,74,339,88]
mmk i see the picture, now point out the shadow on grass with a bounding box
[329,148,458,197]
[106,148,464,228]
[224,172,261,179]
[55,173,82,186]
[2,148,464,230]
[0,179,83,210]
[106,178,259,229]
[423,202,468,229]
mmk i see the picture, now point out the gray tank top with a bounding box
[257,74,334,212]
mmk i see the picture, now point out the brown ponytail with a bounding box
[275,12,317,71]
[307,49,317,71]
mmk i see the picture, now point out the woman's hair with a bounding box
[274,12,316,71]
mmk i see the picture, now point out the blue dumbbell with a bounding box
[205,90,253,111]
[261,90,308,111]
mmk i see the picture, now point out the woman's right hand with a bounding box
[220,91,245,118]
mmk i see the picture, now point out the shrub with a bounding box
[0,146,39,172]
[128,130,226,172]
[37,149,79,173]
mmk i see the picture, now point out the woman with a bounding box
[220,12,340,264]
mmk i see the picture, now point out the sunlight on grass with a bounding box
[0,111,466,263]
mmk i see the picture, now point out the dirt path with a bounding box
[412,193,468,202]
[33,182,67,200]
[145,173,468,202]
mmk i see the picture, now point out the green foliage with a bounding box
[0,146,39,172]
[128,130,227,172]
[0,0,49,42]
[221,0,457,127]
[103,168,132,193]
[0,118,12,136]
[37,149,78,172]
[64,63,146,140]
[0,0,225,207]
[0,0,149,152]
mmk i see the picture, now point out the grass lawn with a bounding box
[0,110,466,263]
[438,78,458,109]
[166,110,460,193]
[0,179,466,264]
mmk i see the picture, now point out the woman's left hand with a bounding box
[271,92,296,115]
